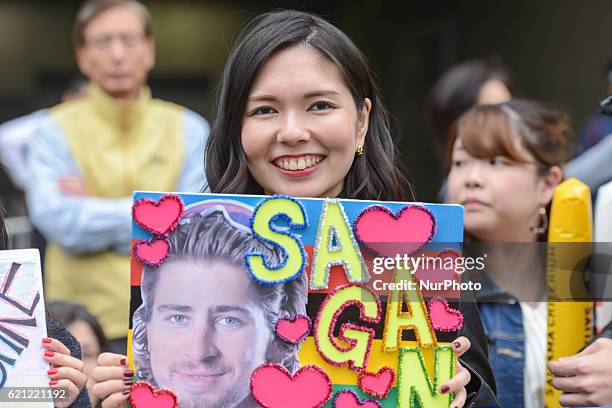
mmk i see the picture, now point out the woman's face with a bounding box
[447,137,558,242]
[241,45,371,198]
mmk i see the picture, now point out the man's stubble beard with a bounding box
[178,387,250,408]
[154,354,256,408]
[173,368,249,408]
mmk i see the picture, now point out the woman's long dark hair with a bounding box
[206,10,413,201]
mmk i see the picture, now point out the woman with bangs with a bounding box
[447,99,568,407]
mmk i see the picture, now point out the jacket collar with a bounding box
[88,84,151,130]
[473,271,518,303]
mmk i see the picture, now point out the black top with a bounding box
[46,312,92,408]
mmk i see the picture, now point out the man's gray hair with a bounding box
[73,0,153,47]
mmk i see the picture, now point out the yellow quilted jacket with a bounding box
[44,85,186,339]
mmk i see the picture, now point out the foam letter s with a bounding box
[246,196,307,285]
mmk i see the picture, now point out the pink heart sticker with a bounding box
[354,205,436,257]
[357,367,395,399]
[251,364,332,408]
[133,195,184,236]
[333,390,382,408]
[428,296,464,332]
[129,381,178,408]
[134,238,170,267]
[275,315,312,343]
[414,249,461,284]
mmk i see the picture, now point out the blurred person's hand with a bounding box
[42,337,87,408]
[92,352,132,408]
[549,337,612,406]
[440,336,472,407]
[59,176,89,196]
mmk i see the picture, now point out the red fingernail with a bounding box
[44,351,55,358]
[47,368,58,376]
[49,380,58,386]
[120,358,127,367]
[42,337,52,344]
[122,389,130,396]
[124,379,133,386]
[123,370,134,378]
[453,341,461,348]
[441,385,450,394]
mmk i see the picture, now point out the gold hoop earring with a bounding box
[530,207,548,235]
[356,145,364,156]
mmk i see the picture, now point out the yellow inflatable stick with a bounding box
[545,178,593,407]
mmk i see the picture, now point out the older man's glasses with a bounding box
[87,33,146,51]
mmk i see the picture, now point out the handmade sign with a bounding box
[128,193,465,408]
[0,249,52,408]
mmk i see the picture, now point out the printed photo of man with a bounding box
[131,206,308,408]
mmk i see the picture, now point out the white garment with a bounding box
[521,302,547,408]
[594,181,612,332]
[0,109,47,189]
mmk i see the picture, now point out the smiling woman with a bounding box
[202,10,499,408]
[241,46,371,198]
[206,10,412,201]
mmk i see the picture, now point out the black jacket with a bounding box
[46,312,91,408]
[451,286,500,407]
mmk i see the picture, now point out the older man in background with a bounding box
[26,0,208,352]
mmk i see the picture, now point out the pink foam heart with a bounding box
[354,205,436,257]
[428,296,464,332]
[414,249,462,284]
[129,381,178,408]
[357,367,395,399]
[133,195,184,236]
[134,238,170,266]
[334,390,382,408]
[276,315,312,343]
[251,364,332,408]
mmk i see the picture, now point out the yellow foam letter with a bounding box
[397,346,455,408]
[383,269,435,350]
[315,284,380,370]
[311,199,370,289]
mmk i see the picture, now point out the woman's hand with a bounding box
[42,337,87,408]
[549,337,612,406]
[439,336,472,408]
[91,353,133,408]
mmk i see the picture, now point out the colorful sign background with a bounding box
[129,192,465,407]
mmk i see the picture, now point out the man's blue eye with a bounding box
[169,315,186,324]
[218,316,242,328]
